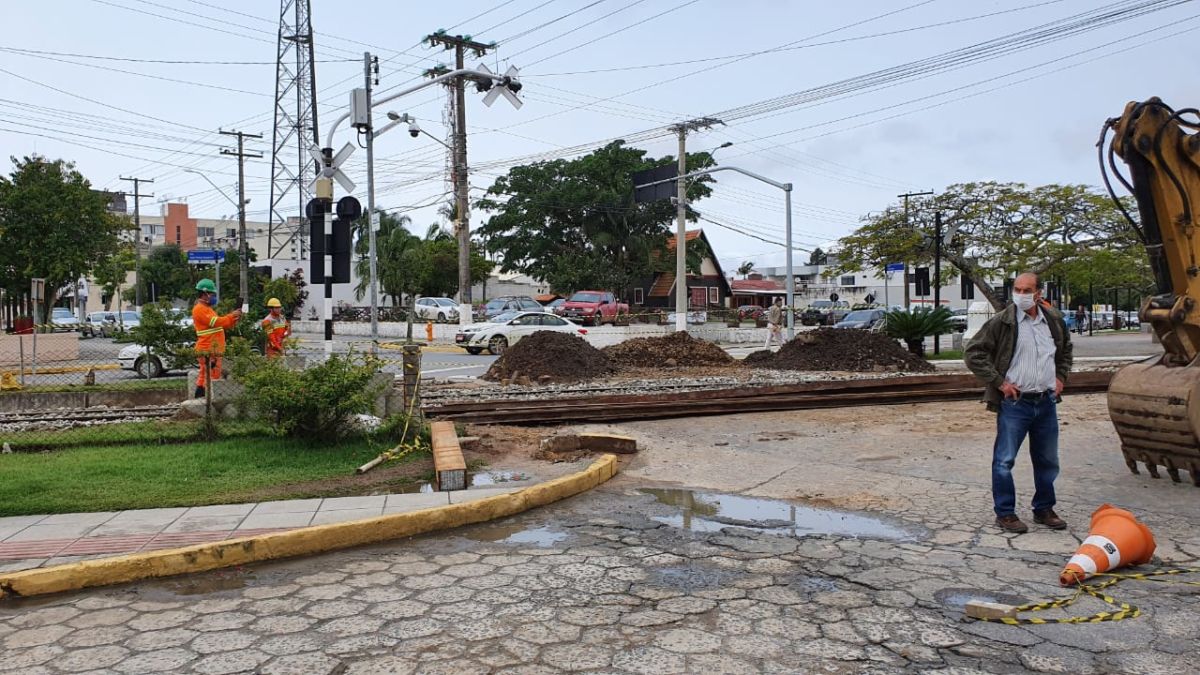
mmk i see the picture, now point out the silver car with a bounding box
[414,297,460,322]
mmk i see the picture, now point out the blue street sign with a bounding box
[885,262,905,272]
[187,250,226,264]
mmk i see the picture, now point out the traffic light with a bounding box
[960,274,975,300]
[307,198,326,283]
[331,196,361,285]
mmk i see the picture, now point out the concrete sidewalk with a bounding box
[0,487,521,573]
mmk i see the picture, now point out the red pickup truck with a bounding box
[560,291,629,326]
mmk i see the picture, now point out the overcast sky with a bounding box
[4,0,1197,274]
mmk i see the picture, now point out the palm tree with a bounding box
[354,210,419,304]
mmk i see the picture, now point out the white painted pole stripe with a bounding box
[1066,553,1098,577]
[1082,534,1122,569]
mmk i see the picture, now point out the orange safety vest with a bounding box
[192,301,238,354]
[261,314,290,353]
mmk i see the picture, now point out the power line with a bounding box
[0,46,356,65]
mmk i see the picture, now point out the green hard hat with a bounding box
[195,278,216,293]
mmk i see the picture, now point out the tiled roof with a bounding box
[649,273,675,298]
[731,279,784,292]
[665,229,702,250]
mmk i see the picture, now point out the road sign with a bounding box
[632,164,677,203]
[477,63,523,109]
[187,250,226,264]
[30,278,45,303]
[885,262,905,273]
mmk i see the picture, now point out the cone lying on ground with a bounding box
[1060,504,1156,586]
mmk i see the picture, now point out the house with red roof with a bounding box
[637,229,732,309]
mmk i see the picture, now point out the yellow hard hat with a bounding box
[266,298,282,308]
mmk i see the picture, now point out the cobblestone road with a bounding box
[2,395,1198,674]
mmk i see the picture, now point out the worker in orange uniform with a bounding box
[192,278,241,398]
[260,297,291,359]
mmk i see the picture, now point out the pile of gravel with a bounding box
[483,331,615,382]
[746,328,934,373]
[603,331,737,369]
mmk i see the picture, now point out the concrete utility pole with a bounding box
[897,190,934,310]
[220,130,264,313]
[425,32,494,321]
[668,117,722,332]
[119,176,154,309]
[363,52,381,343]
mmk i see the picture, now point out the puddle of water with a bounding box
[470,470,530,487]
[934,587,1029,610]
[650,564,741,591]
[463,523,568,547]
[641,488,917,541]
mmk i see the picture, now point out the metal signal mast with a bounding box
[268,0,320,260]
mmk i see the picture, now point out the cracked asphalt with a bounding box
[2,393,1199,674]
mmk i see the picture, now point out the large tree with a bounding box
[828,182,1133,309]
[0,156,129,318]
[353,212,491,305]
[475,140,715,297]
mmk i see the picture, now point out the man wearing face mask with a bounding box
[964,272,1073,534]
[191,278,243,399]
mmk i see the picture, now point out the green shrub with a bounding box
[238,353,386,440]
[884,307,954,356]
[129,302,194,370]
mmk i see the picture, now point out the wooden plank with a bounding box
[430,420,466,491]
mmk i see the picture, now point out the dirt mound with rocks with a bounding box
[745,328,933,372]
[603,331,737,369]
[483,331,614,382]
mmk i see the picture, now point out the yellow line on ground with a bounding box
[0,454,619,598]
[1,364,122,375]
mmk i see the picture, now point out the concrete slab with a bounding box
[0,515,47,529]
[182,503,256,517]
[0,558,44,573]
[105,507,188,523]
[88,520,176,537]
[0,525,32,541]
[448,488,520,504]
[39,512,116,526]
[5,522,102,542]
[162,515,245,533]
[310,508,382,526]
[317,496,386,512]
[237,512,315,530]
[249,499,324,515]
[384,492,448,511]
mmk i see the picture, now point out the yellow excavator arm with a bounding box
[1101,97,1200,485]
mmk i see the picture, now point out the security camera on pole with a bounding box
[316,55,523,347]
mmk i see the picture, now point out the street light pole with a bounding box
[364,52,380,346]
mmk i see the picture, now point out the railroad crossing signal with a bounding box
[474,63,523,109]
[308,142,357,198]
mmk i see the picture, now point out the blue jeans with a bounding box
[992,394,1059,517]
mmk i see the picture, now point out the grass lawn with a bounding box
[0,436,423,516]
[927,349,964,361]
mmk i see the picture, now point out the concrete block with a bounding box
[965,601,1018,620]
[578,432,638,454]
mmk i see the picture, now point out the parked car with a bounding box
[949,308,968,332]
[117,343,177,379]
[799,300,850,326]
[113,310,141,331]
[455,311,587,355]
[736,305,764,321]
[480,296,546,319]
[834,309,886,331]
[560,291,629,326]
[84,311,118,338]
[414,297,460,322]
[545,298,566,315]
[50,307,79,332]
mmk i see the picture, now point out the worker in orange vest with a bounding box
[192,278,241,398]
[261,297,291,359]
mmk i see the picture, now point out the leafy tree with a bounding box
[829,182,1131,310]
[476,140,715,298]
[808,248,828,266]
[94,244,137,310]
[259,269,308,319]
[736,261,756,277]
[128,301,194,371]
[353,212,492,304]
[137,244,195,303]
[0,156,129,318]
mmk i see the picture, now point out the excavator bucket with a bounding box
[1108,359,1200,485]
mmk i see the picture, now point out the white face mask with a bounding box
[1012,292,1036,311]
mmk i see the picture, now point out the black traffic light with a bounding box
[960,274,975,300]
[307,198,326,284]
[330,196,361,285]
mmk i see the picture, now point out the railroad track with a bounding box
[422,372,1114,425]
[0,405,180,425]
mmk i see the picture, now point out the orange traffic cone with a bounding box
[1060,504,1156,586]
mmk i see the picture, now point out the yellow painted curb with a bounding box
[3,364,121,376]
[378,341,464,354]
[0,454,619,599]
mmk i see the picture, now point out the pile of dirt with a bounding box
[602,331,737,369]
[483,331,615,382]
[745,328,933,372]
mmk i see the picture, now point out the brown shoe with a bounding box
[995,515,1029,533]
[1034,509,1067,530]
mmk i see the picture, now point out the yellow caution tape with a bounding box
[974,568,1200,625]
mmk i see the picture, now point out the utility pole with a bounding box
[220,130,263,313]
[425,32,494,324]
[668,117,722,332]
[364,52,381,344]
[898,190,934,311]
[933,211,942,355]
[119,176,154,310]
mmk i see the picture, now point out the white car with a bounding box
[118,343,174,379]
[454,311,587,355]
[414,297,460,322]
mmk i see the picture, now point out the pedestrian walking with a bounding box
[764,298,784,348]
[1074,305,1087,335]
[964,273,1073,534]
[260,298,291,359]
[191,279,242,399]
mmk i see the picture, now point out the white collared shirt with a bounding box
[1005,307,1057,393]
